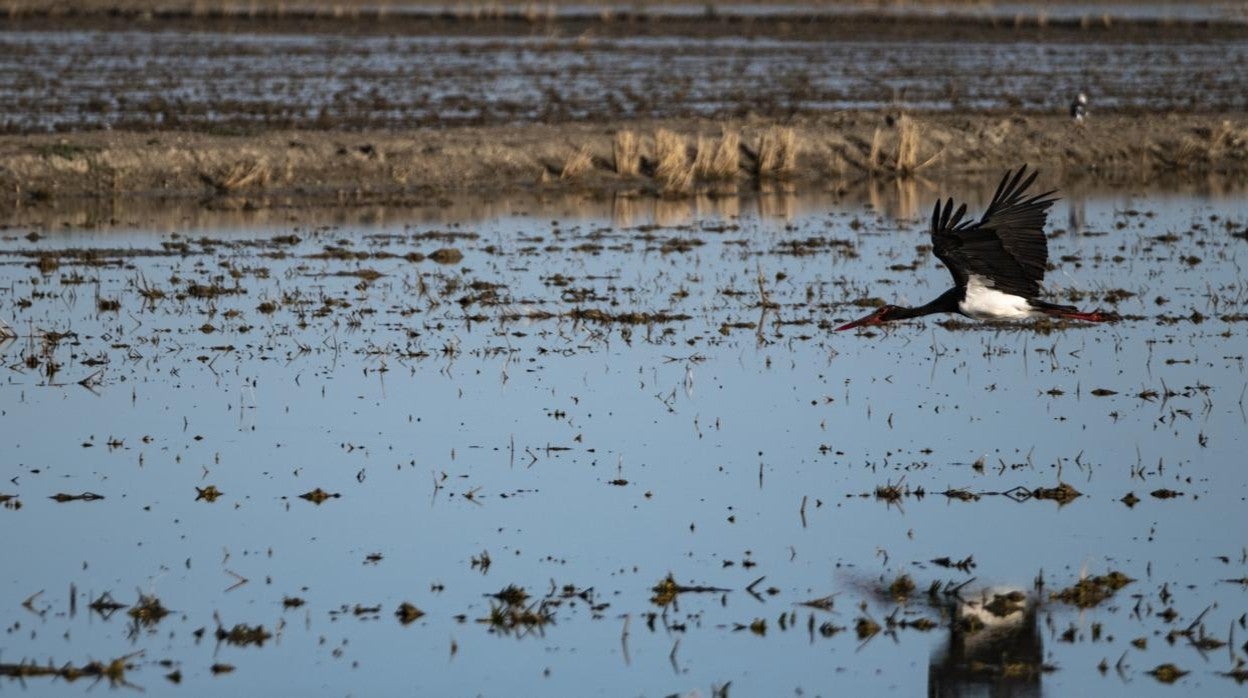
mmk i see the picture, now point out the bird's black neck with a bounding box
[893,287,964,319]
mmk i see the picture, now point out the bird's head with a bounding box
[835,305,902,331]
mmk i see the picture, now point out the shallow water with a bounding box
[1,182,1246,695]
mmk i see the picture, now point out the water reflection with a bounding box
[1066,195,1087,234]
[6,172,1243,237]
[929,588,1043,698]
[0,172,1242,237]
[0,183,1245,696]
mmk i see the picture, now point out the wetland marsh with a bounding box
[2,1,1248,695]
[2,182,1246,695]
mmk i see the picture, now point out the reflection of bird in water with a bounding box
[1070,92,1088,123]
[928,586,1044,697]
[836,166,1116,331]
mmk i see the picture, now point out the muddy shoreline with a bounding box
[3,113,1246,212]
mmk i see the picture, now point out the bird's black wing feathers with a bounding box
[929,165,1057,298]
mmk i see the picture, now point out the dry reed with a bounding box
[613,130,639,176]
[861,116,940,177]
[756,126,797,178]
[895,116,920,175]
[868,128,883,171]
[893,116,940,176]
[654,128,693,194]
[694,130,740,180]
[215,157,270,191]
[693,134,712,178]
[560,145,593,179]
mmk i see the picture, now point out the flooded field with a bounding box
[2,19,1247,133]
[1,180,1246,695]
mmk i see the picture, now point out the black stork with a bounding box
[836,166,1116,331]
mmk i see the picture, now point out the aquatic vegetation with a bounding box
[128,593,171,627]
[1053,572,1134,608]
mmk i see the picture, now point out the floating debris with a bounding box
[428,248,464,264]
[874,478,905,503]
[396,602,426,625]
[1053,572,1134,608]
[797,595,836,611]
[1030,483,1082,504]
[0,653,140,687]
[983,591,1027,618]
[887,574,916,602]
[1146,663,1189,684]
[470,550,492,572]
[88,591,127,617]
[1223,668,1248,684]
[566,308,691,325]
[128,592,171,627]
[492,584,530,606]
[650,574,729,607]
[299,488,340,504]
[855,616,881,640]
[49,492,104,503]
[478,588,553,636]
[216,623,272,647]
[930,556,976,572]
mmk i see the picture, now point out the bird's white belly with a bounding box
[958,276,1037,320]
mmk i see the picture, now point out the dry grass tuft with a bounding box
[756,126,797,178]
[693,134,713,178]
[1206,120,1246,161]
[694,129,740,181]
[212,157,270,192]
[560,145,593,179]
[712,130,741,178]
[895,116,921,175]
[868,127,884,171]
[864,116,940,177]
[894,115,942,176]
[654,128,693,194]
[613,130,639,176]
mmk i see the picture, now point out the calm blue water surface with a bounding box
[1,183,1246,695]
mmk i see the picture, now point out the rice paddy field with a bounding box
[1,181,1246,695]
[1,2,1247,696]
[1,7,1246,133]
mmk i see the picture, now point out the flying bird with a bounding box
[836,166,1115,331]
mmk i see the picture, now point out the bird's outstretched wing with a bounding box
[929,166,1057,298]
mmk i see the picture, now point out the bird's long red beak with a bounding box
[835,309,885,331]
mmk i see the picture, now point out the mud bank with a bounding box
[2,112,1245,209]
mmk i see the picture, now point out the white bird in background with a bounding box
[1070,92,1088,123]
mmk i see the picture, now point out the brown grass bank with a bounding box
[2,112,1246,210]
